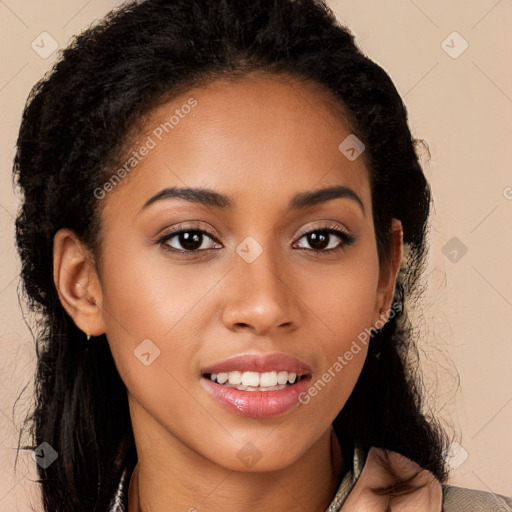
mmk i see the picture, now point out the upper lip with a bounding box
[201,353,312,376]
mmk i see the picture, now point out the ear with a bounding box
[53,228,106,336]
[372,218,403,325]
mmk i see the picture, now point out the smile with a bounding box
[200,353,313,418]
[206,370,304,391]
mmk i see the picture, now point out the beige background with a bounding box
[1,0,511,510]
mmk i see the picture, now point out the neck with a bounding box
[127,409,343,512]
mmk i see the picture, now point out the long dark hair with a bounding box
[13,0,449,510]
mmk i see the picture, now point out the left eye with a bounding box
[294,228,353,252]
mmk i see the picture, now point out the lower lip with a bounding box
[201,376,312,418]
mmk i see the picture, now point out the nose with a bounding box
[221,241,300,336]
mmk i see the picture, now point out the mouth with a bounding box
[202,370,309,392]
[200,353,313,418]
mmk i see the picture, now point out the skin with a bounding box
[53,74,402,512]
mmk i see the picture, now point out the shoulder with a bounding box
[442,484,512,511]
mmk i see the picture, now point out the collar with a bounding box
[335,446,442,511]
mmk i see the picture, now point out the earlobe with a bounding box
[53,228,106,336]
[374,219,403,324]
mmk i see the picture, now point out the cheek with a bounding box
[98,240,224,343]
[298,249,380,338]
[294,249,379,414]
[95,244,222,401]
[98,252,219,444]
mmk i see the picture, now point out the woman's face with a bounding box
[87,75,400,472]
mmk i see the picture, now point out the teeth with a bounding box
[260,371,278,387]
[228,371,243,385]
[241,371,259,387]
[277,371,288,385]
[208,370,301,388]
[216,373,228,384]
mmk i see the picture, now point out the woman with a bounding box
[13,0,511,510]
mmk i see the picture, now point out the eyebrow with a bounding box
[140,184,365,215]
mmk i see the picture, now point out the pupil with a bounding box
[180,231,202,250]
[308,231,328,250]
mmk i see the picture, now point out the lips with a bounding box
[201,353,312,377]
[200,353,313,418]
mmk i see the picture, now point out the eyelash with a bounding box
[156,223,355,256]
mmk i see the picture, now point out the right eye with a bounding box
[157,228,222,253]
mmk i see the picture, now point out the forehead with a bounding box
[101,74,371,217]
